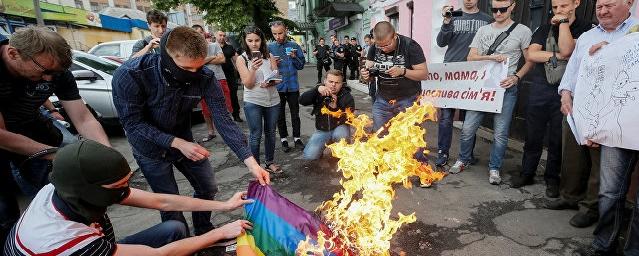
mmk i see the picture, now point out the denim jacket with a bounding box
[268,41,305,92]
[112,54,251,160]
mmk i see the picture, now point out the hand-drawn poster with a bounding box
[572,32,639,150]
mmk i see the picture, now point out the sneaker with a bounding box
[510,175,534,188]
[489,169,501,185]
[569,211,598,228]
[469,156,479,165]
[294,139,305,149]
[545,199,578,210]
[449,160,467,174]
[282,140,292,153]
[435,151,448,167]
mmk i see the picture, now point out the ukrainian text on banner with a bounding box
[570,32,639,150]
[420,60,508,113]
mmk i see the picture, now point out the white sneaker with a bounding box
[449,160,467,174]
[489,169,501,185]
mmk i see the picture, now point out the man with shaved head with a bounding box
[559,0,637,254]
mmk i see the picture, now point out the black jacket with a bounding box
[299,86,355,131]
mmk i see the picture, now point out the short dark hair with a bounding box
[191,24,204,31]
[364,34,372,39]
[373,21,396,40]
[241,25,270,59]
[166,26,208,59]
[326,69,343,79]
[351,37,356,41]
[343,35,350,39]
[319,37,325,41]
[146,10,167,24]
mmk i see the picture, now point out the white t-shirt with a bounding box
[241,53,279,107]
[470,22,532,75]
[207,42,226,80]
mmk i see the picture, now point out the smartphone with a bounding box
[251,51,262,60]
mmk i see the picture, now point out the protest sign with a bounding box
[571,32,639,150]
[420,60,508,113]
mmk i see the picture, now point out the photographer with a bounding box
[299,70,354,160]
[131,10,167,58]
[313,37,331,84]
[435,0,492,168]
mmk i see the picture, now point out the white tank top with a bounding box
[242,53,280,107]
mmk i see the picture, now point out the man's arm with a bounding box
[467,47,502,61]
[0,112,56,158]
[61,99,110,147]
[528,44,560,63]
[557,22,577,58]
[206,53,226,65]
[122,188,252,212]
[299,87,320,106]
[406,62,428,81]
[291,44,306,70]
[436,22,455,47]
[130,39,153,58]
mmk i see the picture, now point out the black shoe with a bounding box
[510,175,534,188]
[282,141,292,153]
[294,139,305,149]
[570,211,598,228]
[469,156,479,165]
[545,184,560,198]
[233,116,244,122]
[545,199,578,210]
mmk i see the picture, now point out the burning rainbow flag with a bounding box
[237,181,339,256]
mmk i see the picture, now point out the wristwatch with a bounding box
[559,18,570,24]
[47,108,59,113]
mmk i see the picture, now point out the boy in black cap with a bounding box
[3,140,253,256]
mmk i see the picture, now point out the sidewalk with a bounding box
[107,66,592,255]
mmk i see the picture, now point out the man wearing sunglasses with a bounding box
[448,0,534,186]
[0,27,110,246]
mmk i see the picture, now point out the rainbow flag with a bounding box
[237,181,337,256]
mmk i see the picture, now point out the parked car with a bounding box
[88,39,138,62]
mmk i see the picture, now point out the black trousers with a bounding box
[348,59,359,79]
[0,155,19,247]
[278,91,301,139]
[227,76,241,119]
[521,83,562,185]
[317,63,330,83]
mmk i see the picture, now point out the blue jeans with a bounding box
[372,94,427,163]
[437,108,454,154]
[134,153,218,236]
[458,86,518,170]
[303,125,351,160]
[119,220,188,247]
[592,146,638,255]
[244,102,280,165]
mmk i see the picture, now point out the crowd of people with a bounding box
[0,0,638,254]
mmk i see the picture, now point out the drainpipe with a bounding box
[407,1,414,38]
[33,0,45,26]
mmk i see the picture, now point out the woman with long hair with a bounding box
[236,25,282,173]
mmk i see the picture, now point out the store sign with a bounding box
[327,17,348,31]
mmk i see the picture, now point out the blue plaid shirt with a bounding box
[268,41,305,92]
[112,54,252,160]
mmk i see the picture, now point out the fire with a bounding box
[296,101,444,255]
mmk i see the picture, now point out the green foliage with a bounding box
[152,0,298,39]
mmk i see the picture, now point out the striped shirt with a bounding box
[3,184,117,256]
[267,41,305,92]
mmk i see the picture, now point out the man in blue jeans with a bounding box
[448,0,534,185]
[360,21,429,185]
[112,27,269,236]
[4,140,253,256]
[435,0,492,167]
[269,21,306,152]
[299,70,354,160]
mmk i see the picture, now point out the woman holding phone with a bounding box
[236,26,282,173]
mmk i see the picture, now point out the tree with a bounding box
[153,0,298,40]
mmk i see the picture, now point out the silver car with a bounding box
[87,40,138,63]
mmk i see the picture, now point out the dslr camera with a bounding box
[444,7,463,18]
[368,62,394,77]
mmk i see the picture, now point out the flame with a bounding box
[297,100,445,255]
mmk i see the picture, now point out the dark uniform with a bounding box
[314,44,331,83]
[331,44,347,81]
[349,44,362,80]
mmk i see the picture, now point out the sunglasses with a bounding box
[269,20,285,27]
[28,55,63,76]
[491,2,514,14]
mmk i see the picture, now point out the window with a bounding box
[73,51,120,75]
[91,44,121,58]
[74,0,84,9]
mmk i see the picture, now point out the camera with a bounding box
[368,68,381,77]
[444,9,463,18]
[322,96,334,104]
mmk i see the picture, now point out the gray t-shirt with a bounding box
[470,22,532,74]
[436,11,492,63]
[207,42,226,80]
[131,35,160,57]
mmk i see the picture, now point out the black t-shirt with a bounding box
[220,43,237,79]
[315,45,330,60]
[367,34,426,101]
[333,44,346,61]
[0,36,81,148]
[529,19,593,84]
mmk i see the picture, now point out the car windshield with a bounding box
[72,51,119,75]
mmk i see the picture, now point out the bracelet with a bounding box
[513,74,520,81]
[402,67,407,76]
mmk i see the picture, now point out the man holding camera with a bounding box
[313,37,331,84]
[299,70,354,160]
[131,10,168,58]
[435,0,492,167]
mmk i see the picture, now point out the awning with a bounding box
[315,2,365,18]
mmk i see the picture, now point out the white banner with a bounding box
[571,32,639,150]
[420,60,509,113]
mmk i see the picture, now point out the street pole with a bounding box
[33,0,45,26]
